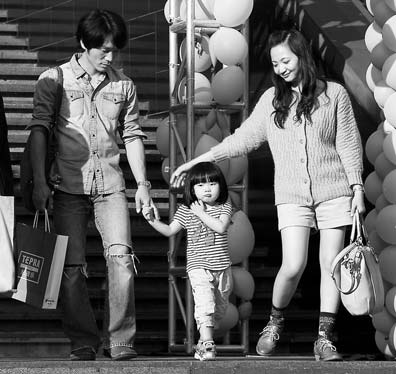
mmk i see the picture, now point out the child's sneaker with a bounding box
[313,336,343,361]
[194,340,216,361]
[256,316,284,356]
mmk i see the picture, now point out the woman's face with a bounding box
[270,42,300,86]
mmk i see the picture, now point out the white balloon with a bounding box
[179,35,212,73]
[213,0,254,27]
[180,0,215,21]
[177,73,213,104]
[383,15,396,52]
[365,22,383,53]
[366,63,383,91]
[382,54,396,89]
[384,119,396,134]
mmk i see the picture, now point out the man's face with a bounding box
[84,36,119,73]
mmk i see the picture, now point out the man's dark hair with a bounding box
[76,9,128,50]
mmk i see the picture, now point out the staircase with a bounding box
[0,0,379,359]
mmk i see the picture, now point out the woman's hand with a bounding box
[351,190,366,216]
[170,163,191,189]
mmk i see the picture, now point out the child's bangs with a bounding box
[191,169,220,185]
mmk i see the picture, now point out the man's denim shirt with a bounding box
[28,53,147,195]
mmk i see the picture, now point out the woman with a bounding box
[170,29,365,361]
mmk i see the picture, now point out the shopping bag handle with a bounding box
[33,210,50,232]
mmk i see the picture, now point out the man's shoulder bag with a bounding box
[330,211,384,316]
[20,66,63,212]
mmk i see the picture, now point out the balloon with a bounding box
[179,35,212,73]
[208,29,218,67]
[375,152,395,179]
[366,22,383,53]
[229,190,242,210]
[227,156,248,185]
[376,194,391,213]
[371,41,393,70]
[211,66,245,105]
[161,155,185,185]
[384,278,394,296]
[365,208,378,234]
[383,132,396,165]
[205,108,217,131]
[386,287,396,316]
[384,16,396,52]
[373,309,396,334]
[364,171,383,205]
[238,301,252,320]
[232,266,255,300]
[156,115,187,157]
[383,170,396,203]
[194,134,229,177]
[374,80,396,108]
[386,0,396,12]
[178,73,213,105]
[228,210,255,264]
[164,0,182,22]
[377,206,396,244]
[366,63,383,91]
[375,330,394,357]
[369,229,388,254]
[216,303,239,335]
[380,246,396,284]
[180,0,215,21]
[384,119,396,133]
[365,130,386,165]
[373,1,394,27]
[382,54,396,90]
[388,323,396,356]
[367,0,385,15]
[210,27,248,66]
[213,0,253,27]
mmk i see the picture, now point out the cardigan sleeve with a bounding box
[211,89,271,162]
[334,85,364,186]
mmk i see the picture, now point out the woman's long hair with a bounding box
[267,29,326,128]
[183,162,228,206]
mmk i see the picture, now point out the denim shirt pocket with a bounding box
[62,90,84,118]
[102,92,125,120]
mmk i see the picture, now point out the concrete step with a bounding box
[0,34,27,47]
[0,48,37,61]
[0,63,47,76]
[0,22,18,33]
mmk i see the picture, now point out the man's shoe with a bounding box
[313,337,343,361]
[70,346,96,361]
[194,340,216,361]
[103,346,138,361]
[256,317,284,356]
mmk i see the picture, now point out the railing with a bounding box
[0,0,169,113]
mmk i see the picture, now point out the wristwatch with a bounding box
[137,180,152,189]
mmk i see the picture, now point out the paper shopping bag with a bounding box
[0,196,15,293]
[12,210,68,309]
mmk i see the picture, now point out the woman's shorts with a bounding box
[277,196,353,231]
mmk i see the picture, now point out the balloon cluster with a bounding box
[165,0,253,105]
[216,210,255,336]
[364,0,396,358]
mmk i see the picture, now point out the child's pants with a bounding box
[188,267,233,331]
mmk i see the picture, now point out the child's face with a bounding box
[193,181,220,206]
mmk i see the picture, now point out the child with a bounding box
[145,162,233,361]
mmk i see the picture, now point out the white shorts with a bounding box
[277,196,353,231]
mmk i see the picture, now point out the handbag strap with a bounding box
[330,211,364,294]
[33,209,50,232]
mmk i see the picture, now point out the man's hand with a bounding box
[32,181,52,212]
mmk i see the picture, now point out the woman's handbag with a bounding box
[12,210,68,309]
[0,196,15,293]
[330,212,384,316]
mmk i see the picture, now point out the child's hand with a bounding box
[143,200,160,222]
[190,200,205,216]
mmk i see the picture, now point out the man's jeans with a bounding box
[53,190,136,352]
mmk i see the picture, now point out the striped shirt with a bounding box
[173,202,232,272]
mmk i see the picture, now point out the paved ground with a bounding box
[0,357,395,374]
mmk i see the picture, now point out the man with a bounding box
[29,9,156,361]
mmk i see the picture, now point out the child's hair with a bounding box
[183,162,228,206]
